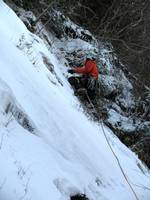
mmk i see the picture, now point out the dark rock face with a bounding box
[131,137,150,168]
[47,11,94,42]
[136,92,150,121]
[71,194,89,200]
[19,11,36,32]
[137,122,150,137]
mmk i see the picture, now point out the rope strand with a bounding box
[85,92,139,200]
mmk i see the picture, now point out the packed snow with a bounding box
[0,1,150,200]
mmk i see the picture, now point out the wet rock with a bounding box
[99,75,120,101]
[105,109,139,145]
[136,121,150,137]
[131,137,150,168]
[18,10,36,32]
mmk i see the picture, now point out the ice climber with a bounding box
[68,54,99,100]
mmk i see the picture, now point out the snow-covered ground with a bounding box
[0,1,150,200]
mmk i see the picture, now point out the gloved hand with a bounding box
[68,69,75,74]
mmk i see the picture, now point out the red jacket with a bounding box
[74,60,99,79]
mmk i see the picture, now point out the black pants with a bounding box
[68,76,98,100]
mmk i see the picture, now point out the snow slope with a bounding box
[0,1,150,200]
